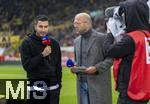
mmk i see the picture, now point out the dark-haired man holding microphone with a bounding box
[20,15,62,104]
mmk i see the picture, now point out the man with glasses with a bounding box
[71,13,113,104]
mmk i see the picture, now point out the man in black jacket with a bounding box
[104,0,150,104]
[19,15,62,104]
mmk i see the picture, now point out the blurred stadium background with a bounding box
[0,0,124,63]
[0,0,149,104]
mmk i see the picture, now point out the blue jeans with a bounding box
[79,81,89,104]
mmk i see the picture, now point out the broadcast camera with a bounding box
[105,6,126,41]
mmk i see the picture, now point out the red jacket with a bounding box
[113,30,150,100]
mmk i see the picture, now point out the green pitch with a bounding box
[0,65,149,104]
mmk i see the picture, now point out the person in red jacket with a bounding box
[104,0,150,104]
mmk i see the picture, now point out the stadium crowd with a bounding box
[0,0,121,46]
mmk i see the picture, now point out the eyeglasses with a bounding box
[74,21,87,25]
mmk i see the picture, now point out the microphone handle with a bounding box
[46,45,51,63]
[48,45,51,62]
[46,55,51,63]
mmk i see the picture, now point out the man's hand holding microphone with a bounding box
[42,46,51,57]
[41,36,52,59]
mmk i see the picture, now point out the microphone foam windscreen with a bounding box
[66,59,74,67]
[42,36,51,45]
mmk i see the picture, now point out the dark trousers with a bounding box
[117,91,149,104]
[26,79,61,104]
[27,88,61,104]
[50,88,60,104]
